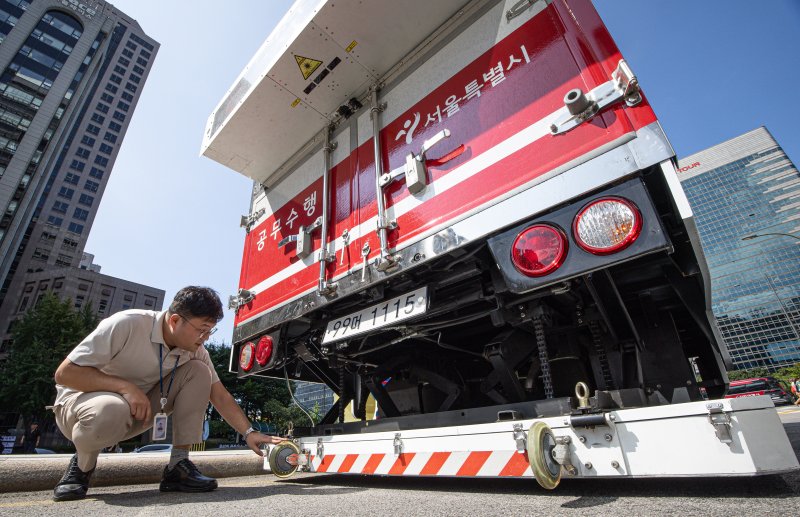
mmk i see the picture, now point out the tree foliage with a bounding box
[205,342,313,437]
[0,293,98,422]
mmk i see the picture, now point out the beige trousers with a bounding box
[55,359,212,470]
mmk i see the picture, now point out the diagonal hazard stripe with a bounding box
[361,453,385,474]
[420,452,451,475]
[337,454,359,473]
[499,451,531,477]
[388,453,416,475]
[316,454,335,473]
[456,451,492,476]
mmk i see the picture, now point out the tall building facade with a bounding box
[0,0,160,351]
[678,127,800,371]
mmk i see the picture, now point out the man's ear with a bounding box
[167,312,181,328]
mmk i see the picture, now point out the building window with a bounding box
[99,143,113,155]
[89,167,104,179]
[124,82,136,93]
[122,48,133,58]
[117,101,129,112]
[64,173,80,185]
[75,147,90,159]
[140,50,151,59]
[121,92,133,102]
[125,41,137,51]
[90,113,104,124]
[129,74,141,84]
[104,83,118,94]
[113,65,126,74]
[100,93,113,103]
[136,57,148,67]
[80,135,95,146]
[103,132,117,143]
[95,102,109,114]
[84,180,99,193]
[73,208,89,221]
[118,57,130,66]
[133,65,144,75]
[69,160,85,171]
[32,247,49,261]
[94,155,108,166]
[52,201,68,213]
[78,194,93,206]
[86,124,100,135]
[62,237,78,250]
[68,222,83,234]
[112,111,125,122]
[57,187,74,199]
[47,215,63,227]
[55,254,72,267]
[109,122,122,132]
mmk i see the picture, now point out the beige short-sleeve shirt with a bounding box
[54,309,220,406]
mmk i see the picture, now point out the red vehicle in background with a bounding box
[725,377,793,406]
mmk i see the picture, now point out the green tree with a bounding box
[204,342,313,437]
[0,293,98,423]
[727,367,770,381]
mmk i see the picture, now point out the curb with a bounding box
[0,450,268,493]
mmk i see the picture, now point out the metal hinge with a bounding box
[550,59,642,135]
[227,288,255,310]
[706,403,733,444]
[393,433,404,455]
[506,0,540,21]
[316,438,325,459]
[240,208,265,233]
[552,435,577,475]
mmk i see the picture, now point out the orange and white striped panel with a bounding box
[309,451,533,478]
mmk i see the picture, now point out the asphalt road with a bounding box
[2,408,800,517]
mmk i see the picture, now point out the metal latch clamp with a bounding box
[240,208,265,233]
[278,216,323,260]
[552,435,577,475]
[550,59,642,135]
[379,129,451,195]
[227,288,255,311]
[706,403,733,444]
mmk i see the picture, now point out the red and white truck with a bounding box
[202,0,798,487]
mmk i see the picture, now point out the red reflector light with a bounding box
[256,335,274,367]
[573,197,642,255]
[511,225,568,277]
[239,342,255,372]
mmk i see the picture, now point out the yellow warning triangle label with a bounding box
[295,55,323,80]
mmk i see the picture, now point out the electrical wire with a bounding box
[284,364,315,427]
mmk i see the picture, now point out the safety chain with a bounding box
[533,315,554,399]
[588,319,616,390]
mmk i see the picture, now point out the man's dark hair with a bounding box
[169,286,224,322]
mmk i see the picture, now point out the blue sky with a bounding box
[89,1,800,343]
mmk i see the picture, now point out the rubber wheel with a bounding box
[269,441,301,479]
[527,421,561,490]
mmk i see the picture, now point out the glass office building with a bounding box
[0,0,160,352]
[678,127,800,370]
[293,382,335,416]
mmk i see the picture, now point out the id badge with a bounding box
[152,412,168,441]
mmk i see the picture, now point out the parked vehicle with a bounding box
[133,444,172,453]
[725,377,794,406]
[202,0,799,488]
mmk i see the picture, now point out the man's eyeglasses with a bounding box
[180,315,217,339]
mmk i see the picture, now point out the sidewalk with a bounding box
[0,450,268,493]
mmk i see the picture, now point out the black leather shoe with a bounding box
[159,458,218,492]
[53,454,94,502]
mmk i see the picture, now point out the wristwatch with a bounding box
[244,426,256,440]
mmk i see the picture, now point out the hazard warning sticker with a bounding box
[294,55,322,80]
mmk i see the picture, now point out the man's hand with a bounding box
[119,383,151,422]
[245,431,285,455]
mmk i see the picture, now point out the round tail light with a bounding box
[256,335,274,366]
[239,342,255,372]
[511,224,568,277]
[573,197,641,255]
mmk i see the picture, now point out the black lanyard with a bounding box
[158,345,180,411]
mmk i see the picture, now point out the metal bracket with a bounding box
[512,423,527,453]
[550,59,641,135]
[227,288,255,310]
[506,0,537,21]
[379,129,451,195]
[316,438,325,459]
[393,433,404,455]
[706,403,733,444]
[552,435,577,475]
[240,208,265,233]
[278,216,323,259]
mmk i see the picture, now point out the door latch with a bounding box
[706,403,733,444]
[240,208,265,233]
[278,216,322,259]
[379,129,451,194]
[227,288,255,311]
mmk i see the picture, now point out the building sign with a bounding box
[678,162,701,173]
[59,0,100,19]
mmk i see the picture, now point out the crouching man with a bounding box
[51,286,282,501]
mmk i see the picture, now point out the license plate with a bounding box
[322,287,428,344]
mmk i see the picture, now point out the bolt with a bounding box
[611,460,620,469]
[563,419,569,426]
[686,380,692,385]
[609,415,616,421]
[584,462,593,469]
[604,434,612,442]
[578,436,586,443]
